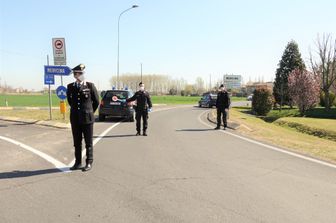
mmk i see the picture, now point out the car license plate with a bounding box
[110,102,121,105]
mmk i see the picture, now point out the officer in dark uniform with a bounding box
[66,64,99,172]
[126,82,152,136]
[215,84,231,130]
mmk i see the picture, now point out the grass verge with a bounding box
[0,110,70,123]
[220,108,336,163]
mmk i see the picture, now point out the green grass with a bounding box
[225,108,336,163]
[0,94,60,107]
[151,96,200,105]
[0,94,246,106]
[274,117,336,142]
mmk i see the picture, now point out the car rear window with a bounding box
[104,91,128,100]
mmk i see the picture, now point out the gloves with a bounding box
[148,108,152,112]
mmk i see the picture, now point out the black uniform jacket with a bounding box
[216,91,231,111]
[67,81,99,125]
[127,90,152,111]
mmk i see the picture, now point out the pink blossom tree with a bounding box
[288,69,320,115]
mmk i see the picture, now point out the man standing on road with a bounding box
[126,82,152,136]
[66,64,99,172]
[215,84,230,130]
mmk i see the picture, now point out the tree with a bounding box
[194,77,205,96]
[310,34,336,110]
[273,40,305,109]
[288,69,320,116]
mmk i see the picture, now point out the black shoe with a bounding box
[223,127,226,130]
[143,132,147,136]
[214,127,220,130]
[82,163,92,172]
[70,163,82,171]
[136,132,141,136]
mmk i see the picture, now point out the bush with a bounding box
[320,91,336,107]
[252,88,274,116]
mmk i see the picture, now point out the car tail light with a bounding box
[100,100,104,107]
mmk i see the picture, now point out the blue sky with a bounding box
[1,0,335,91]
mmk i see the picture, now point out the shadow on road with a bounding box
[0,125,8,127]
[0,168,62,179]
[93,134,136,138]
[176,128,214,132]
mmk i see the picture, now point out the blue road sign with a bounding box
[56,86,67,100]
[44,74,55,85]
[44,65,72,76]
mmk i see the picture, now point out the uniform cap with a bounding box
[72,64,85,73]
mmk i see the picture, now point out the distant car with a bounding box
[247,94,253,101]
[198,93,217,108]
[98,90,135,122]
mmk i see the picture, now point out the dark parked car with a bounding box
[98,90,135,122]
[198,93,217,108]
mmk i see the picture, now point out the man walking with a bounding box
[67,64,99,172]
[215,84,230,130]
[126,82,152,136]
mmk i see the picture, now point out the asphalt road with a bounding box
[1,106,336,223]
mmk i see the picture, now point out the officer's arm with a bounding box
[216,93,219,108]
[126,92,137,102]
[227,94,231,109]
[91,83,99,112]
[66,84,72,106]
[146,93,152,108]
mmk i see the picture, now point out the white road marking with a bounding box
[68,122,122,167]
[0,136,69,172]
[68,106,184,167]
[198,110,336,170]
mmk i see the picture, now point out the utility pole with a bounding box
[140,63,143,83]
[47,55,52,120]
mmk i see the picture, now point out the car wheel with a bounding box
[98,114,105,122]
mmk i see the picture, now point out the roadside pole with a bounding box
[47,55,52,120]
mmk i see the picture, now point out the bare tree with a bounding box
[310,34,336,110]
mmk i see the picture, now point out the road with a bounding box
[1,106,336,223]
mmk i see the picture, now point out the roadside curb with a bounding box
[206,110,241,130]
[0,116,70,129]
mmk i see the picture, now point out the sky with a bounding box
[0,0,336,91]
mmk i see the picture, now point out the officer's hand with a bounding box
[148,108,152,112]
[119,99,126,102]
[225,108,229,112]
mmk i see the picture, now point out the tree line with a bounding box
[110,74,210,96]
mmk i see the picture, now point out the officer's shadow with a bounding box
[176,128,214,132]
[93,134,136,139]
[0,168,62,179]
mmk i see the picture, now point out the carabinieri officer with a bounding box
[67,64,99,172]
[126,82,152,136]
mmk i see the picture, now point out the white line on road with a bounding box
[198,110,336,170]
[0,135,69,172]
[68,106,184,167]
[68,122,122,167]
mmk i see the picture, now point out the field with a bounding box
[0,94,245,107]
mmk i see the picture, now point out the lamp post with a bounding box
[117,4,139,89]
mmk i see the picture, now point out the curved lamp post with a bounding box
[116,5,139,89]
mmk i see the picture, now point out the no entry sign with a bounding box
[52,38,66,65]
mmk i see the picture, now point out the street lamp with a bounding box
[116,4,139,89]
